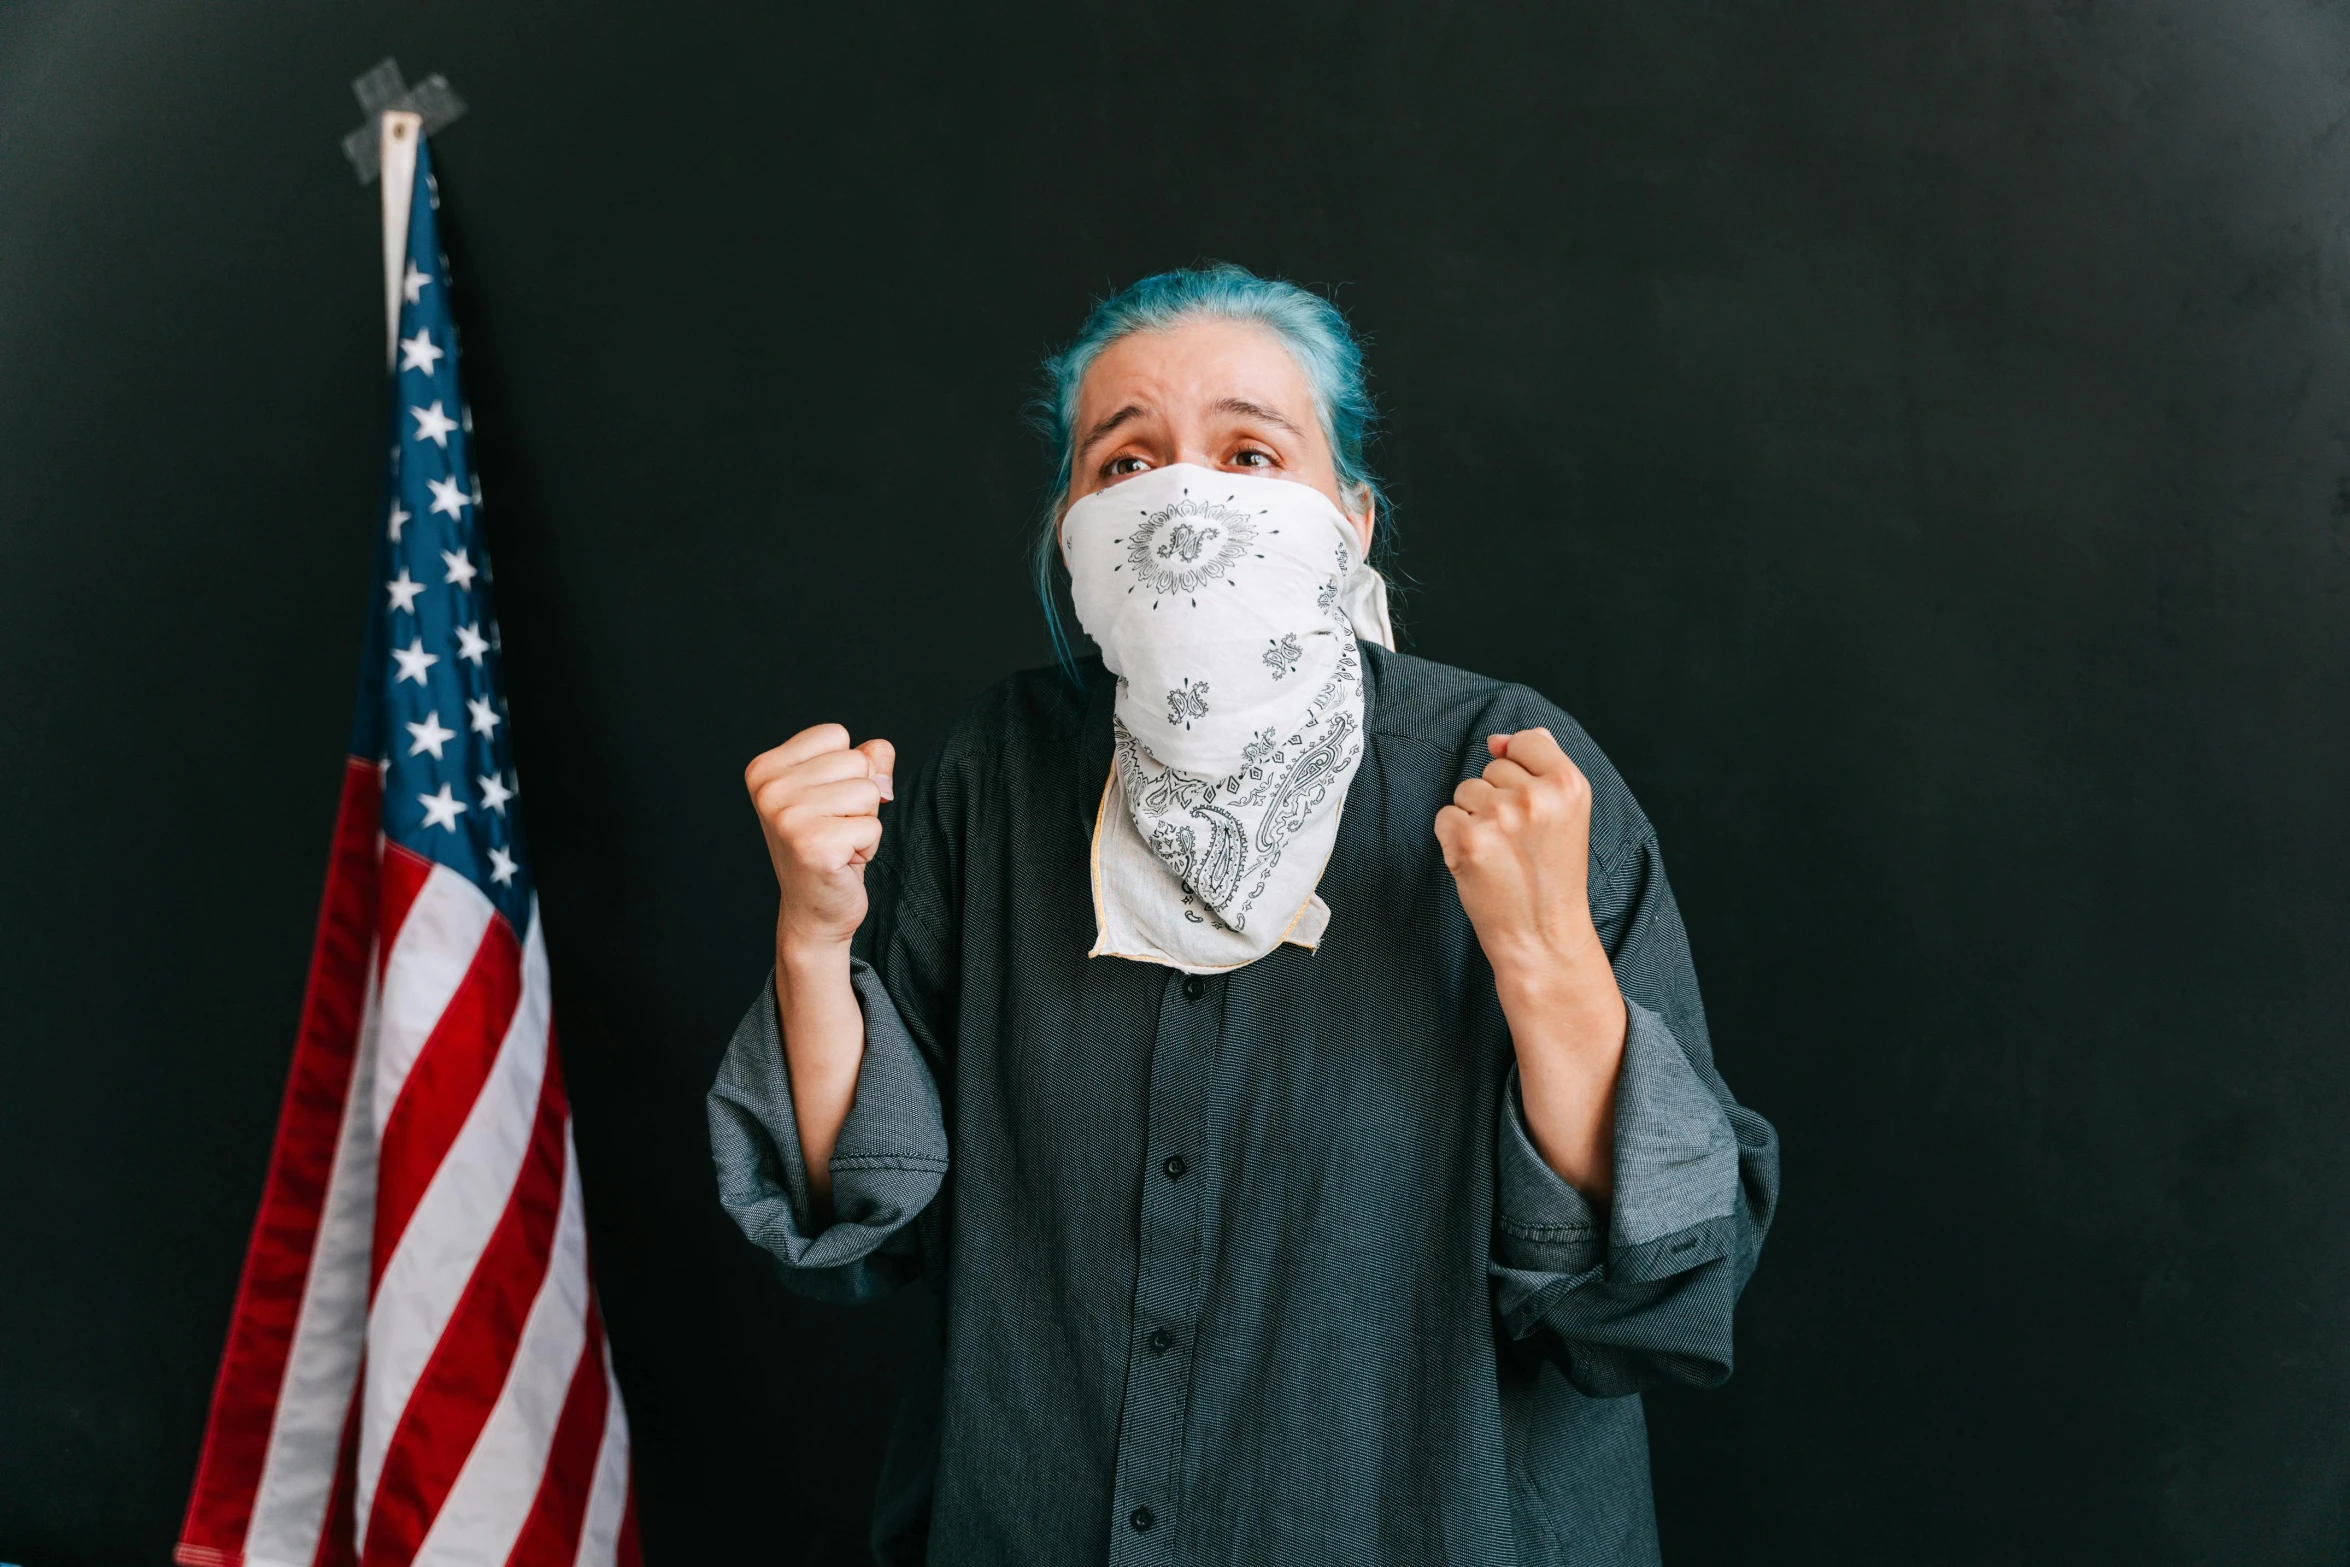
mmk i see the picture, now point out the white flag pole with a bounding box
[378,110,423,368]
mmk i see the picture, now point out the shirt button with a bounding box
[1182,975,1206,1001]
[1162,1154,1187,1181]
[1130,1506,1156,1533]
[1148,1327,1173,1354]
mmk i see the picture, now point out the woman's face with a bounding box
[1063,317,1375,553]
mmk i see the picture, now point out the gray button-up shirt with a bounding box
[709,645,1779,1566]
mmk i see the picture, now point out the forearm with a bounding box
[1494,933,1626,1201]
[774,927,867,1206]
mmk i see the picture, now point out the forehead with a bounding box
[1075,317,1318,426]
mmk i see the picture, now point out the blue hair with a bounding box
[1029,263,1387,675]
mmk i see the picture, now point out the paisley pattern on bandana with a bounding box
[1263,633,1303,679]
[1117,494,1260,601]
[1112,644,1362,933]
[1165,678,1211,729]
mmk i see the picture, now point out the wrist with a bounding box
[1487,924,1607,1002]
[775,923,853,990]
[1489,930,1625,1047]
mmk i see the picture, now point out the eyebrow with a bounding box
[1210,397,1305,436]
[1077,402,1154,454]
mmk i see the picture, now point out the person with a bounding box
[708,264,1779,1566]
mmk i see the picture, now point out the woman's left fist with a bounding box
[1433,727,1602,975]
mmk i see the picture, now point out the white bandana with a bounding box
[1061,464,1395,973]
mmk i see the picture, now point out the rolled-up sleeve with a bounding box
[1489,825,1781,1397]
[707,958,948,1304]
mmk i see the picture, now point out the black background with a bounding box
[3,1,2346,1562]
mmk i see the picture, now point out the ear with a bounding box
[1347,486,1377,558]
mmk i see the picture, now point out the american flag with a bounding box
[176,131,640,1567]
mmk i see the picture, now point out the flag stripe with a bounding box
[306,1387,363,1567]
[358,906,552,1531]
[424,1125,598,1564]
[574,1337,635,1567]
[377,840,433,974]
[371,911,526,1285]
[362,1035,572,1565]
[505,1293,610,1567]
[615,1490,641,1567]
[178,760,382,1560]
[241,966,382,1567]
[372,862,497,1133]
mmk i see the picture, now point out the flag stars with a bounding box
[387,501,410,542]
[466,695,502,737]
[417,782,468,832]
[454,623,489,664]
[398,329,445,375]
[487,846,519,885]
[478,773,514,814]
[427,474,472,519]
[442,549,478,589]
[386,569,425,613]
[401,259,431,304]
[391,639,440,685]
[406,711,457,759]
[411,401,459,447]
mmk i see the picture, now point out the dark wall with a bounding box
[4,1,2346,1561]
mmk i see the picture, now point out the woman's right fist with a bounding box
[745,723,896,955]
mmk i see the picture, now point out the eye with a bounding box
[1104,454,1152,478]
[1229,447,1274,469]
